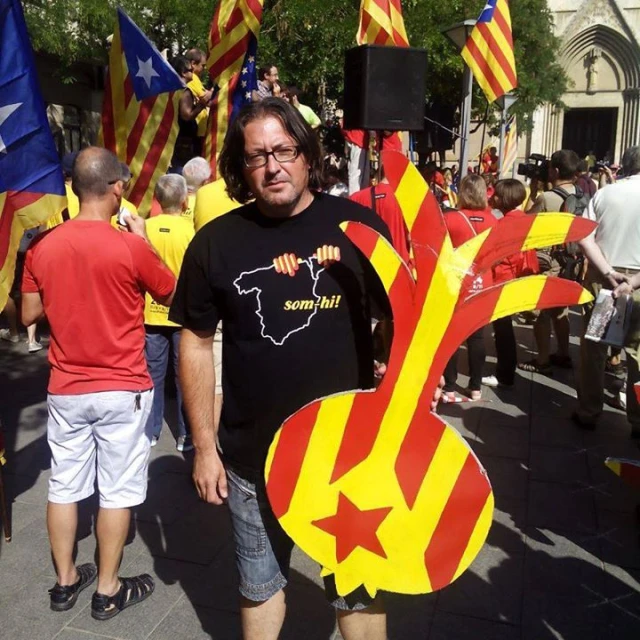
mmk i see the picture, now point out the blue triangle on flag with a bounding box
[117,7,184,101]
[0,0,64,195]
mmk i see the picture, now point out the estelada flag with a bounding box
[99,8,184,215]
[0,0,66,310]
[461,0,517,103]
[204,0,264,178]
[357,0,409,47]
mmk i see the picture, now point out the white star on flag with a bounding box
[248,56,255,63]
[242,67,248,75]
[245,92,251,100]
[241,81,247,88]
[0,102,23,154]
[135,56,160,89]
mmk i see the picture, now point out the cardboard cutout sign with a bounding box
[265,151,596,598]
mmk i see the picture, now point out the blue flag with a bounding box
[117,7,184,101]
[231,34,259,121]
[0,0,64,196]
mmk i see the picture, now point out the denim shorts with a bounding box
[225,467,376,610]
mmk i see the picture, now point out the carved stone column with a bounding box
[622,88,640,152]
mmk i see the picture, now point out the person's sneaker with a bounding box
[27,340,43,353]
[176,435,194,452]
[482,375,499,387]
[49,563,97,611]
[150,436,158,447]
[0,328,19,343]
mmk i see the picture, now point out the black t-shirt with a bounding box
[169,193,391,477]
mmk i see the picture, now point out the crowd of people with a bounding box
[3,48,640,640]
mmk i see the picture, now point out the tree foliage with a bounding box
[23,0,567,131]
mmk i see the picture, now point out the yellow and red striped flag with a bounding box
[461,0,517,103]
[204,0,265,178]
[357,0,409,47]
[98,8,184,215]
[0,0,66,309]
[502,114,518,176]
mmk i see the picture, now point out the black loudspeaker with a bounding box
[343,45,427,132]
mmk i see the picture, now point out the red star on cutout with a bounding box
[312,493,392,563]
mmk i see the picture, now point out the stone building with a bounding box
[530,0,640,163]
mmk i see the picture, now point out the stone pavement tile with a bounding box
[429,611,518,640]
[436,405,479,443]
[436,531,525,624]
[475,417,529,460]
[68,555,200,640]
[135,467,201,526]
[527,480,597,533]
[603,564,640,620]
[521,527,609,640]
[134,501,232,566]
[529,444,589,485]
[54,630,120,640]
[5,468,51,506]
[586,450,639,515]
[482,456,529,501]
[386,593,435,640]
[0,571,92,640]
[530,415,581,449]
[4,432,51,478]
[147,598,241,640]
[491,499,526,553]
[188,541,238,612]
[596,509,640,570]
[530,377,577,419]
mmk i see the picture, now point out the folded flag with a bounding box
[0,0,66,309]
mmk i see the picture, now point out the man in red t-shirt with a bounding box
[21,148,175,619]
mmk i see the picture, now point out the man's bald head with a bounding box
[72,147,125,200]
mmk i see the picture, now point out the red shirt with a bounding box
[343,129,367,148]
[22,220,176,395]
[350,183,411,265]
[444,207,497,290]
[492,209,539,284]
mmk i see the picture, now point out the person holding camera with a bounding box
[20,148,176,619]
[574,146,640,437]
[520,149,585,375]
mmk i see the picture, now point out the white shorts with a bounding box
[213,324,223,395]
[47,389,153,509]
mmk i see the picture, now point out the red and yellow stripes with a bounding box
[0,190,66,308]
[98,20,180,216]
[461,0,517,103]
[204,0,264,177]
[265,150,594,598]
[605,457,640,490]
[357,0,409,47]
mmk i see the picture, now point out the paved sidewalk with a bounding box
[2,316,640,639]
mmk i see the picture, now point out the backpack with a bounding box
[550,185,590,280]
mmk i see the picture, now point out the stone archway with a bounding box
[532,17,640,162]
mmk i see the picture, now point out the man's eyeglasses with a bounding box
[244,146,300,169]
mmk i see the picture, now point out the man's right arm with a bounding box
[179,327,227,505]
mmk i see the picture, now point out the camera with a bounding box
[517,153,549,181]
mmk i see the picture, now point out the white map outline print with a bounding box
[233,257,325,347]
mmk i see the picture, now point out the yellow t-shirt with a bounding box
[181,194,196,225]
[46,183,79,229]
[144,214,194,326]
[109,198,139,230]
[194,178,242,232]
[187,76,209,137]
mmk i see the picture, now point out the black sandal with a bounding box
[517,359,553,376]
[91,574,155,620]
[49,563,97,611]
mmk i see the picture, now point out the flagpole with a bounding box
[477,104,489,174]
[497,92,517,176]
[442,21,477,179]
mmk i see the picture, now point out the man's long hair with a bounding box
[219,98,324,204]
